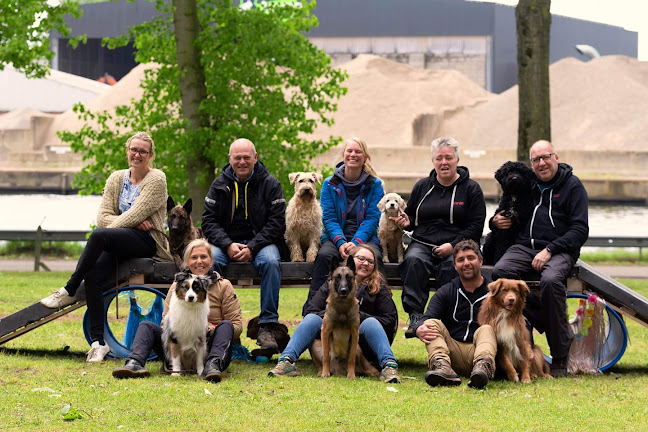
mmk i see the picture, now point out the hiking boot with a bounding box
[404,313,422,339]
[41,287,76,309]
[201,357,223,383]
[468,358,495,389]
[86,341,111,363]
[425,358,461,387]
[268,356,301,377]
[550,356,569,378]
[112,359,150,379]
[257,327,279,353]
[380,362,401,384]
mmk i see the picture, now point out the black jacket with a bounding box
[202,161,286,256]
[413,276,490,343]
[516,163,589,259]
[305,281,398,343]
[404,166,486,247]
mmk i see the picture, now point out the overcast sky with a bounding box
[478,0,647,60]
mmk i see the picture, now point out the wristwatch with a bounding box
[546,246,552,254]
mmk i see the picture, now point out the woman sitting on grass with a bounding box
[40,132,173,362]
[112,239,242,382]
[269,244,400,383]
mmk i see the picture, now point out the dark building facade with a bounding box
[52,0,637,92]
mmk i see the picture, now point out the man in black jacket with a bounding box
[202,138,286,352]
[491,140,589,377]
[414,240,496,389]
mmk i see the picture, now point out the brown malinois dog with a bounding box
[167,197,203,269]
[312,257,379,378]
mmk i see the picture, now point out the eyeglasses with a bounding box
[128,147,151,156]
[354,255,375,266]
[530,153,555,164]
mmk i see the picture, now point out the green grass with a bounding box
[2,272,648,431]
[580,249,648,265]
[0,240,84,259]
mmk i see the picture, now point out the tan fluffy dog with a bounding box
[377,193,406,263]
[286,172,323,262]
[311,258,379,378]
[478,279,551,383]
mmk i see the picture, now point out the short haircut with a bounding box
[453,239,482,261]
[229,138,256,155]
[430,136,459,160]
[183,238,213,266]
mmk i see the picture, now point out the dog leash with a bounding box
[402,230,439,251]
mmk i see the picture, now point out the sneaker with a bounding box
[40,287,76,309]
[268,356,301,377]
[380,362,401,384]
[425,358,461,387]
[550,356,569,378]
[257,327,279,353]
[86,341,111,363]
[404,313,422,339]
[201,357,223,383]
[112,359,150,379]
[468,358,495,389]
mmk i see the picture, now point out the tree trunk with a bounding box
[516,0,551,163]
[172,0,213,221]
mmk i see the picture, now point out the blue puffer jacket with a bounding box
[320,166,384,248]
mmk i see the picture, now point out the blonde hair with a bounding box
[126,131,155,163]
[337,137,378,177]
[182,239,213,267]
[353,244,388,296]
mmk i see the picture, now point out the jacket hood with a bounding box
[331,161,374,187]
[538,163,573,188]
[429,166,471,188]
[222,160,270,183]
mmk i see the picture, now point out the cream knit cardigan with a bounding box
[97,168,173,262]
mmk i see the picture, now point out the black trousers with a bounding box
[492,244,575,360]
[399,242,457,316]
[303,240,384,316]
[65,227,156,343]
[128,320,235,372]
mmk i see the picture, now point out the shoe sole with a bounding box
[204,372,222,383]
[467,373,488,389]
[268,370,301,378]
[425,371,461,387]
[112,369,150,379]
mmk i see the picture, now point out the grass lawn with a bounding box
[2,272,648,431]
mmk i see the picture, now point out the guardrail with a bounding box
[0,228,645,271]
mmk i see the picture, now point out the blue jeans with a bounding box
[211,243,281,324]
[282,314,396,368]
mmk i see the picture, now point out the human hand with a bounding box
[136,220,152,231]
[227,243,252,262]
[492,210,512,230]
[339,242,356,260]
[416,319,440,344]
[434,243,453,259]
[532,248,552,272]
[389,213,410,229]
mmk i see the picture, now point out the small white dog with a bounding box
[377,192,407,263]
[286,172,323,262]
[162,270,214,376]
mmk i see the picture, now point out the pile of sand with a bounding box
[41,63,157,148]
[440,55,648,152]
[309,54,493,148]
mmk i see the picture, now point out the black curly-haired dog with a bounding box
[483,161,536,265]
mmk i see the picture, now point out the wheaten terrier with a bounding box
[377,192,406,263]
[286,172,323,262]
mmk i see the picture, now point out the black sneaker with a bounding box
[550,356,569,378]
[404,313,422,339]
[257,327,279,353]
[201,357,222,383]
[112,359,150,379]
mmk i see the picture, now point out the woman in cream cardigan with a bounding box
[41,131,172,362]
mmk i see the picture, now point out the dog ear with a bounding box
[313,172,323,184]
[174,269,190,283]
[377,195,387,212]
[494,162,509,185]
[167,196,176,212]
[488,279,502,297]
[398,195,407,211]
[329,256,340,275]
[207,271,220,285]
[289,172,298,185]
[518,280,530,297]
[346,255,356,273]
[183,198,193,215]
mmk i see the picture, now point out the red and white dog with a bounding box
[162,269,214,376]
[478,278,551,383]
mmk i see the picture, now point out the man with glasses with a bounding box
[202,138,286,354]
[491,140,589,377]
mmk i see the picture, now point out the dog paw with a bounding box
[290,254,304,262]
[346,373,356,379]
[171,372,181,377]
[319,372,330,378]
